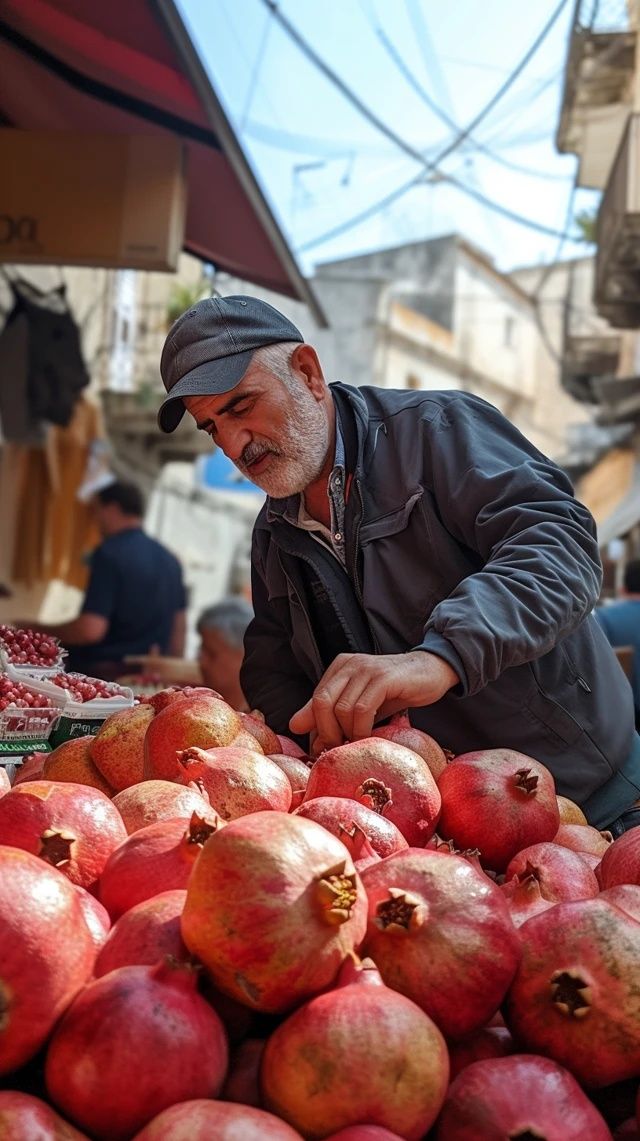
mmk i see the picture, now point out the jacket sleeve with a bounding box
[240,535,314,737]
[417,395,603,697]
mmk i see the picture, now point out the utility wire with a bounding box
[262,0,576,245]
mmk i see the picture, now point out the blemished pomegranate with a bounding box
[599,827,640,888]
[0,779,127,891]
[237,709,281,755]
[269,753,311,808]
[0,846,95,1075]
[99,811,222,920]
[295,796,409,858]
[505,841,600,902]
[45,961,229,1141]
[504,897,640,1086]
[94,889,188,976]
[112,779,212,835]
[435,1055,612,1140]
[43,736,113,796]
[303,737,441,846]
[130,1100,304,1139]
[373,711,448,781]
[599,884,640,923]
[500,872,556,927]
[177,745,292,818]
[360,849,521,1039]
[261,956,449,1139]
[448,1026,515,1080]
[0,1091,90,1140]
[181,810,367,1013]
[143,691,241,783]
[89,704,154,791]
[437,748,560,871]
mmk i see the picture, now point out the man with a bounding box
[157,294,640,832]
[597,560,640,728]
[197,596,254,710]
[22,480,187,678]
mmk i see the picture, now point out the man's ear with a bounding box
[291,343,325,399]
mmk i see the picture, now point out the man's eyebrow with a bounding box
[195,390,257,431]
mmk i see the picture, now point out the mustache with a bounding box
[238,441,281,471]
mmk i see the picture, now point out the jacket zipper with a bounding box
[352,479,380,653]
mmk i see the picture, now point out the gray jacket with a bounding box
[241,383,640,826]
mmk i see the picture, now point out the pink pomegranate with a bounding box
[221,1037,265,1106]
[0,767,10,796]
[437,748,560,871]
[505,841,600,902]
[599,884,640,922]
[269,753,310,808]
[0,780,127,890]
[131,1100,303,1139]
[112,779,212,834]
[89,703,155,791]
[295,796,409,858]
[237,710,281,755]
[94,889,188,976]
[143,691,241,783]
[361,849,521,1039]
[99,811,222,920]
[177,746,292,818]
[448,1026,515,1080]
[181,810,367,1013]
[436,1054,612,1139]
[75,885,111,951]
[45,960,228,1141]
[505,897,640,1086]
[373,711,448,780]
[303,737,441,846]
[0,1091,89,1139]
[599,828,640,888]
[0,846,95,1074]
[554,822,613,858]
[12,751,47,784]
[500,873,556,927]
[276,734,311,761]
[261,956,448,1139]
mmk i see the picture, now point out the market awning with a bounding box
[0,0,326,323]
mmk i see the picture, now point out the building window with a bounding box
[504,316,515,348]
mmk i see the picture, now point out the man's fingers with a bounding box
[289,700,315,735]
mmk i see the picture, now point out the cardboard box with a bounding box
[0,131,187,271]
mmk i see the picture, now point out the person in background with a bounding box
[197,596,254,711]
[596,559,640,729]
[19,480,187,679]
[156,294,640,835]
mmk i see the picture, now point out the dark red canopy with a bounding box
[0,0,325,321]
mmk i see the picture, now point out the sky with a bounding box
[178,0,601,278]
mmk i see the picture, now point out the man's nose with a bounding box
[216,422,251,462]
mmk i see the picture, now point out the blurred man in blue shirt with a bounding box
[597,560,640,728]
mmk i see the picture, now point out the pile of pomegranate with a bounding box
[0,674,54,712]
[47,673,128,703]
[1,696,639,1140]
[0,624,63,668]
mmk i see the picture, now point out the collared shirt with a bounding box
[288,418,347,567]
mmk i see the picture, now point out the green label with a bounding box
[0,739,51,756]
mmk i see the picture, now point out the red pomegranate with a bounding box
[12,751,47,784]
[325,1130,405,1141]
[112,779,212,834]
[599,828,640,889]
[303,737,441,846]
[599,884,640,922]
[505,897,640,1086]
[500,873,556,927]
[276,734,311,761]
[181,810,367,1013]
[0,1091,89,1139]
[221,1037,265,1106]
[437,748,560,871]
[0,846,95,1074]
[436,1054,612,1139]
[554,822,613,858]
[45,961,228,1141]
[237,710,281,755]
[130,1100,303,1139]
[448,1026,515,1080]
[261,956,448,1139]
[89,704,155,791]
[177,746,292,818]
[94,889,188,976]
[99,811,222,920]
[361,849,521,1039]
[269,753,310,808]
[505,841,600,902]
[75,885,111,951]
[143,691,241,783]
[295,796,409,858]
[0,780,127,891]
[373,711,448,781]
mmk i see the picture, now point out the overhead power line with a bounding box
[261,0,576,246]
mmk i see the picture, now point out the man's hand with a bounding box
[289,650,460,748]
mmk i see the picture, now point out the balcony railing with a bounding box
[595,113,640,326]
